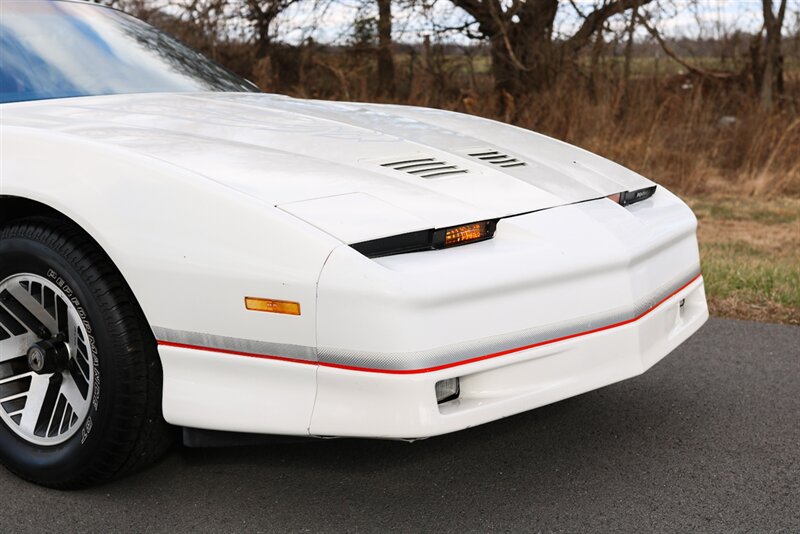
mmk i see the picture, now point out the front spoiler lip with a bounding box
[155,270,702,375]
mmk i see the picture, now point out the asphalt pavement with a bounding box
[2,317,799,533]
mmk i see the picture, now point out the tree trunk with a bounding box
[376,0,395,98]
[622,6,638,88]
[488,34,522,95]
[589,30,606,101]
[453,0,652,98]
[616,5,638,118]
[486,1,558,96]
[760,0,788,110]
[750,33,764,96]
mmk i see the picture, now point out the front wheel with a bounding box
[0,219,172,488]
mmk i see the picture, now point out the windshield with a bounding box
[0,0,259,103]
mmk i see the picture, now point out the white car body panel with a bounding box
[1,93,654,237]
[310,278,707,438]
[1,92,707,438]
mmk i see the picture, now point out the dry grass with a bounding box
[248,49,800,199]
[484,77,800,199]
[689,196,800,325]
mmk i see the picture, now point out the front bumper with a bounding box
[309,274,706,438]
[158,274,706,439]
[158,189,708,439]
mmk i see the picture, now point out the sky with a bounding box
[272,0,799,45]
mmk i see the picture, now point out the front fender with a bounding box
[1,125,339,352]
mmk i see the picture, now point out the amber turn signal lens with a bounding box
[351,219,498,258]
[444,222,487,247]
[245,297,301,315]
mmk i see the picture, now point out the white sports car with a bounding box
[0,0,708,488]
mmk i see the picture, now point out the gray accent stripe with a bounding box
[155,267,701,372]
[317,267,702,371]
[153,327,318,362]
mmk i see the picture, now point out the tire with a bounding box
[0,218,173,488]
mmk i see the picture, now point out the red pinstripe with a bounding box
[157,273,702,375]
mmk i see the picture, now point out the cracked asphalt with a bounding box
[2,318,799,533]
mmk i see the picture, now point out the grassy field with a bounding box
[689,196,800,325]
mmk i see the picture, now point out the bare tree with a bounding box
[239,0,302,56]
[622,4,639,89]
[91,0,153,18]
[759,0,789,110]
[173,0,230,59]
[447,0,653,96]
[376,0,395,97]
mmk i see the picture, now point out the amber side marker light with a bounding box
[245,297,301,316]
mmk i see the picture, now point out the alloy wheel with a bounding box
[0,273,95,446]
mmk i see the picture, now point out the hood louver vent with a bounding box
[468,150,526,168]
[381,158,469,179]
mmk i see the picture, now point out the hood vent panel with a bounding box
[381,158,469,179]
[468,150,527,168]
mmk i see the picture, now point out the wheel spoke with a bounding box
[33,375,62,437]
[66,311,89,374]
[4,282,58,336]
[61,371,88,409]
[18,373,52,436]
[0,332,38,363]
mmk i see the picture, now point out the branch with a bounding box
[485,0,529,71]
[567,0,588,20]
[565,0,653,54]
[639,15,739,80]
[505,0,524,20]
[451,0,499,36]
[430,20,484,40]
[776,0,789,28]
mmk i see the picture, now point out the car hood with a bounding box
[3,92,655,242]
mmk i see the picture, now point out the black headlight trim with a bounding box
[352,219,498,259]
[619,186,657,206]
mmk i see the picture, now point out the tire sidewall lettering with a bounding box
[46,267,101,445]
